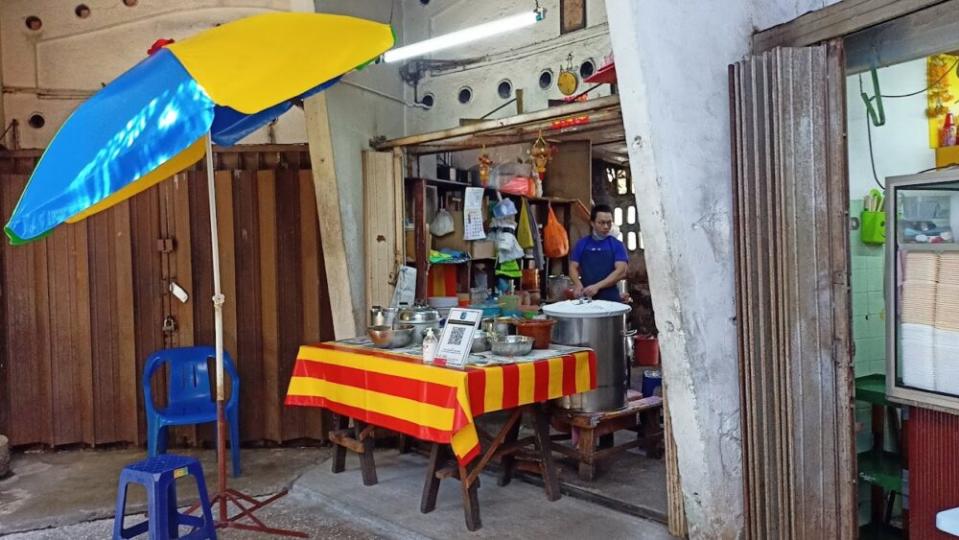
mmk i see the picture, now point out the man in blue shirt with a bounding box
[570,204,629,301]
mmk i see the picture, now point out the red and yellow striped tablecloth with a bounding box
[285,342,596,465]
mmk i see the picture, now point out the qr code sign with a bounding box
[448,326,466,346]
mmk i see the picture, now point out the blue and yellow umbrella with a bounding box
[2,13,394,520]
[4,12,394,244]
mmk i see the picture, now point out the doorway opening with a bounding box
[374,96,673,524]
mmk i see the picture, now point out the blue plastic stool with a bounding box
[113,454,216,540]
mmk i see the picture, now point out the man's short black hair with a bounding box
[591,204,613,222]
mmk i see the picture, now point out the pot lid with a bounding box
[542,299,631,318]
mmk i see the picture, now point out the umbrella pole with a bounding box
[204,135,229,522]
[202,135,306,537]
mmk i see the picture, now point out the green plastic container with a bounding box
[860,210,885,245]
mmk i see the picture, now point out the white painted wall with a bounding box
[605,0,838,537]
[847,58,933,198]
[316,0,408,327]
[400,0,613,135]
[0,0,310,149]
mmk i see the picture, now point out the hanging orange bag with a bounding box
[543,204,569,258]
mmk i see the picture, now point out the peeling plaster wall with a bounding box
[0,0,306,149]
[605,0,838,538]
[313,0,407,328]
[400,0,612,137]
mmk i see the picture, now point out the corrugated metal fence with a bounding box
[0,145,333,448]
[730,42,856,539]
[908,407,959,539]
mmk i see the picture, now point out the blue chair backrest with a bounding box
[144,347,238,411]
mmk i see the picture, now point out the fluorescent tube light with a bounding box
[384,9,544,63]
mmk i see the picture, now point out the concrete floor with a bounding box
[550,431,668,522]
[0,446,671,539]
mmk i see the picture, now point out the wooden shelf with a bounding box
[404,177,578,206]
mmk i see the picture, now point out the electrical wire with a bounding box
[865,110,885,190]
[913,163,959,175]
[857,58,959,189]
[880,56,959,99]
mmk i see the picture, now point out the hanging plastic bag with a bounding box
[543,204,569,258]
[492,197,518,219]
[517,198,534,249]
[430,208,454,237]
[496,231,525,262]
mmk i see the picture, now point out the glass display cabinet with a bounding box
[886,170,959,412]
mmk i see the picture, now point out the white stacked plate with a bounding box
[939,253,959,285]
[902,280,937,325]
[902,323,936,391]
[934,330,959,395]
[902,339,936,391]
[937,283,959,331]
[904,251,939,282]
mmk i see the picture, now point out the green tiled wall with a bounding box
[850,199,886,376]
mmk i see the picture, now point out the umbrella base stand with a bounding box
[188,488,308,538]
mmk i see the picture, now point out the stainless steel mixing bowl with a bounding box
[368,324,415,349]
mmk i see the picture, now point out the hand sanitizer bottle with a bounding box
[422,328,438,365]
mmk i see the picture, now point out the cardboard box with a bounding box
[470,240,496,260]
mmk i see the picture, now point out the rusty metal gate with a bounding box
[0,145,334,449]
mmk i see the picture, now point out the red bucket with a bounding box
[633,336,660,366]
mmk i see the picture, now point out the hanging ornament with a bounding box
[529,131,551,177]
[557,53,579,96]
[477,147,493,187]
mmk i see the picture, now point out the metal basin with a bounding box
[490,335,533,357]
[471,330,490,353]
[368,324,415,349]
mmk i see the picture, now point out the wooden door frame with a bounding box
[751,0,947,53]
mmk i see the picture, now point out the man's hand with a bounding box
[583,284,601,298]
[572,284,584,298]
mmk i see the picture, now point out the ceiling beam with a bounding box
[752,0,945,52]
[374,95,621,150]
[845,0,959,74]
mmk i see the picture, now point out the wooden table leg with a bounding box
[577,426,596,481]
[498,418,522,487]
[398,434,411,454]
[331,414,350,474]
[459,464,481,531]
[640,408,664,458]
[354,420,378,486]
[420,443,442,514]
[532,405,561,501]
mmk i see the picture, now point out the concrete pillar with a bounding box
[605,1,752,537]
[607,1,839,537]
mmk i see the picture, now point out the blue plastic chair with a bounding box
[143,347,241,477]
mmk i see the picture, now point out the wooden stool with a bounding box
[420,404,560,531]
[550,393,664,481]
[329,414,378,486]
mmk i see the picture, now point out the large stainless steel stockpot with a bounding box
[543,299,632,412]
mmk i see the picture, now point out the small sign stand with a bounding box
[435,308,483,368]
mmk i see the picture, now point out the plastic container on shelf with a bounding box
[470,303,501,319]
[633,335,660,366]
[427,296,458,309]
[499,294,520,316]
